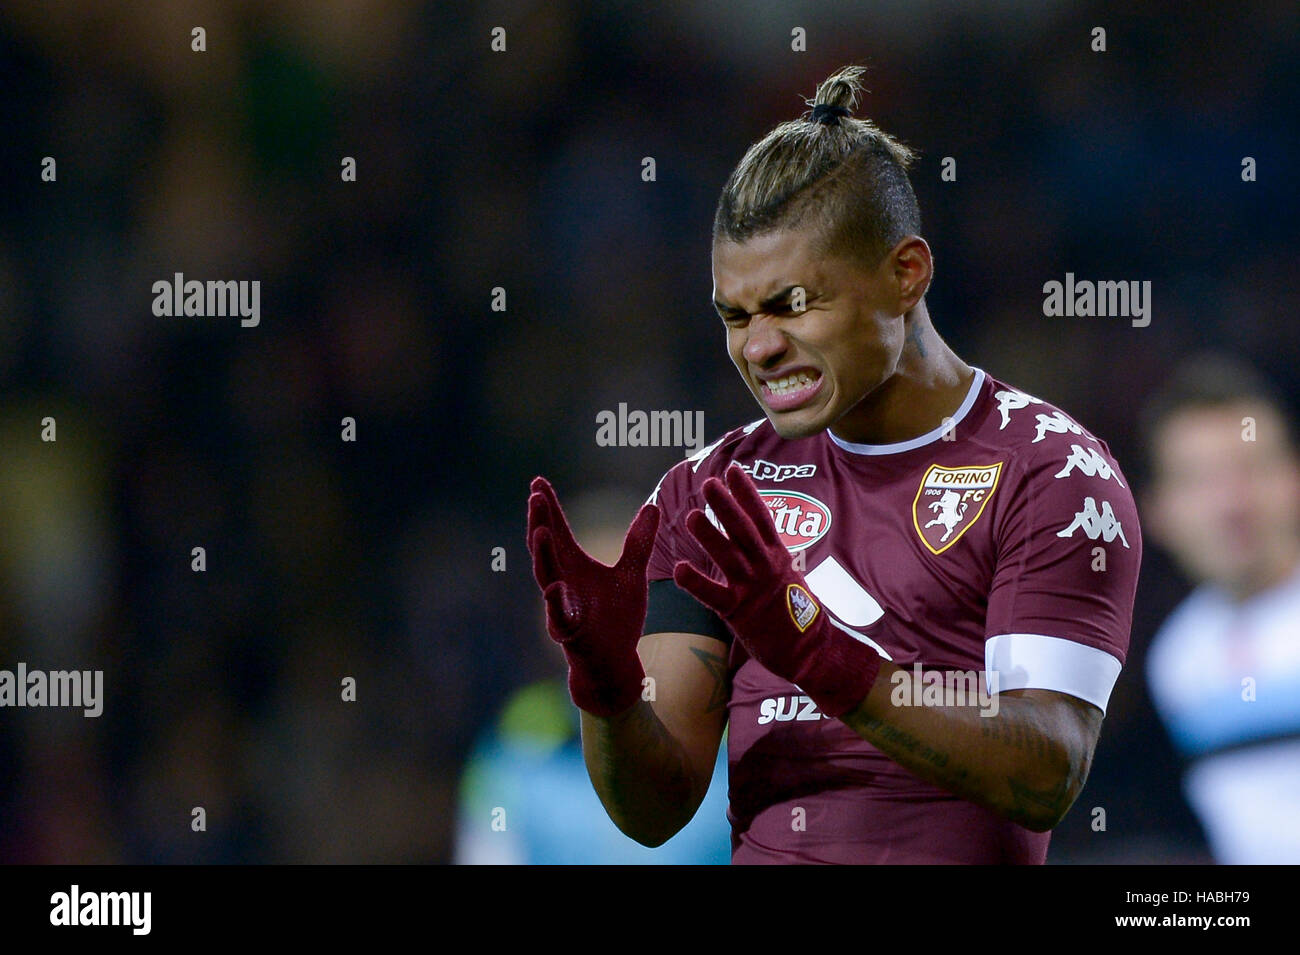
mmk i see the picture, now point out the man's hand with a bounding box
[672,463,882,718]
[526,476,660,717]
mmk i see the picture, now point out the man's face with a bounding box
[712,225,907,440]
[1147,404,1300,593]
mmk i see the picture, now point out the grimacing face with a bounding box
[1147,403,1300,594]
[711,225,917,441]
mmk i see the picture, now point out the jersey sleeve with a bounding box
[642,461,731,641]
[983,438,1142,713]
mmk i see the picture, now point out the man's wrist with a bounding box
[563,643,645,718]
[797,628,883,718]
[728,595,883,718]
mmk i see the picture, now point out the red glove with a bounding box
[526,476,660,717]
[672,463,881,718]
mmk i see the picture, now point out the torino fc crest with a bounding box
[912,463,1003,555]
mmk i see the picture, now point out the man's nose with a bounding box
[742,314,788,367]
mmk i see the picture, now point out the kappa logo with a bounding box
[1055,444,1124,486]
[1058,496,1130,548]
[913,463,1003,554]
[994,389,1100,446]
[994,388,1043,429]
[742,459,816,482]
[1033,411,1096,445]
[786,584,819,631]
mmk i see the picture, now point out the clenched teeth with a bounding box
[767,372,817,395]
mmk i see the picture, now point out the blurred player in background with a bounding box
[527,67,1142,863]
[457,489,730,864]
[1140,353,1300,863]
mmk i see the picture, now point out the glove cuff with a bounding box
[563,644,646,718]
[794,623,883,719]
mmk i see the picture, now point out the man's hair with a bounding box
[1139,352,1299,480]
[712,65,922,270]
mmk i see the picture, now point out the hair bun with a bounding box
[810,103,851,126]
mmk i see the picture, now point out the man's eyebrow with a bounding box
[713,285,804,314]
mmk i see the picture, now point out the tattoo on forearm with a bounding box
[689,646,729,713]
[1005,775,1073,829]
[590,702,695,825]
[850,713,969,783]
[846,696,1087,829]
[979,709,1055,760]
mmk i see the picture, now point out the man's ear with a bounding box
[892,236,932,308]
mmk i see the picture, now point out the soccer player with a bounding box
[526,66,1141,863]
[1140,354,1300,863]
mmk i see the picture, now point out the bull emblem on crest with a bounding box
[923,490,968,542]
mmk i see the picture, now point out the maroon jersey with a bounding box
[643,367,1141,864]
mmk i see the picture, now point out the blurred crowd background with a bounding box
[0,0,1296,863]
